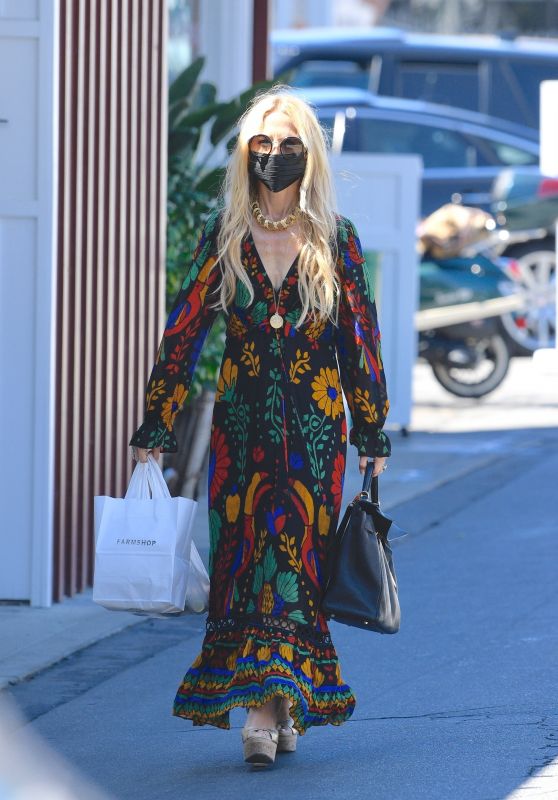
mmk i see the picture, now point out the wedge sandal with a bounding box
[241,727,279,766]
[276,718,298,753]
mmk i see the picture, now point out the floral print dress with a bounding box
[129,210,391,735]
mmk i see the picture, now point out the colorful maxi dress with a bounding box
[129,211,391,736]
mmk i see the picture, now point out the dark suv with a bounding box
[272,27,558,130]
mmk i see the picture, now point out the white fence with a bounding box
[330,153,422,432]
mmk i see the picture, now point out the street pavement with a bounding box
[1,357,557,800]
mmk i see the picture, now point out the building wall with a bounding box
[53,0,168,601]
[0,1,58,605]
[198,0,254,100]
[271,0,333,30]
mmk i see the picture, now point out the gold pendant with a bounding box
[270,313,284,329]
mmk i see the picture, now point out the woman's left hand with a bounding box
[359,455,387,477]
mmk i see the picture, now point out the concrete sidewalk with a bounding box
[1,356,556,693]
[7,366,557,800]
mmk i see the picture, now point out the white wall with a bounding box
[0,1,58,605]
[271,0,334,29]
[198,0,253,101]
[330,153,422,431]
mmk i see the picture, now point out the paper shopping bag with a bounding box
[93,455,209,614]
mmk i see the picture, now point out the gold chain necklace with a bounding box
[251,200,300,232]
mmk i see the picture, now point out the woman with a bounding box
[129,87,391,767]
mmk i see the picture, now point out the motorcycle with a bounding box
[423,180,557,356]
[416,207,523,398]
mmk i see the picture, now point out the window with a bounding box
[347,116,477,169]
[468,134,538,167]
[395,61,480,112]
[511,61,558,99]
[290,59,370,90]
[493,60,558,129]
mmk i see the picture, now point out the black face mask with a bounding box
[248,150,307,193]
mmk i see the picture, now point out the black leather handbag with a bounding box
[320,460,404,634]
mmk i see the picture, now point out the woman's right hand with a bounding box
[132,446,161,463]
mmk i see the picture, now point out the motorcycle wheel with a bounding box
[430,334,511,398]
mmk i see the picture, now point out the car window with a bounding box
[289,59,371,90]
[347,116,477,168]
[468,134,538,167]
[394,61,480,111]
[491,59,558,129]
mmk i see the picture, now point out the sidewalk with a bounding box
[1,356,556,693]
[0,596,146,692]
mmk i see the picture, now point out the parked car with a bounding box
[488,169,557,352]
[297,87,540,215]
[492,170,558,233]
[273,27,558,131]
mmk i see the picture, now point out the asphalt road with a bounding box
[5,419,558,800]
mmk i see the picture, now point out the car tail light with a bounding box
[537,178,558,198]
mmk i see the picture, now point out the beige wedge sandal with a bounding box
[241,726,279,766]
[276,717,298,753]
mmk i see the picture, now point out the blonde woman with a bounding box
[129,87,391,767]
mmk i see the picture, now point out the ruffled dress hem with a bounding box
[171,614,357,736]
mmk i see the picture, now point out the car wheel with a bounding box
[500,240,556,354]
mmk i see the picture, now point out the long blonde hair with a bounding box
[208,86,340,328]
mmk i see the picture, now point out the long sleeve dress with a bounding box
[129,210,391,736]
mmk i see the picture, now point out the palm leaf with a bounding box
[168,97,191,129]
[168,127,201,158]
[209,76,279,146]
[189,81,217,111]
[171,102,223,132]
[169,56,205,105]
[195,167,226,196]
[209,98,241,147]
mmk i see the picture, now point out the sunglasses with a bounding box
[248,134,306,158]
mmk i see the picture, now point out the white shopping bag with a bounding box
[93,454,210,615]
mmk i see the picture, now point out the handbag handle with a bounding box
[361,459,379,505]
